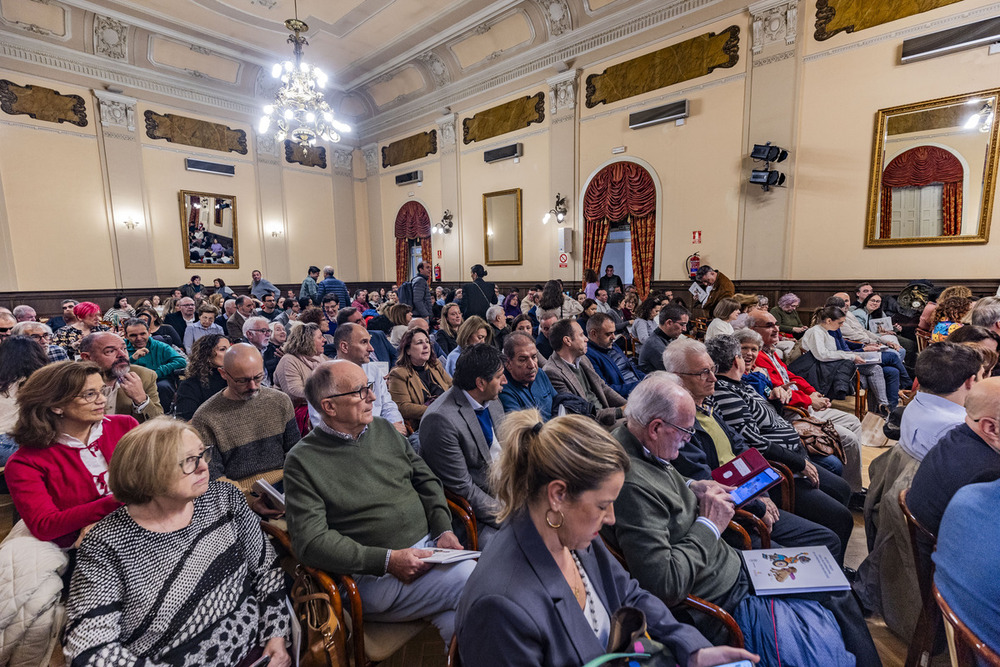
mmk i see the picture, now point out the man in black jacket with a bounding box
[459,264,495,321]
[411,261,433,318]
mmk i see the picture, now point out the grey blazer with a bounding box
[418,387,506,524]
[543,354,626,426]
[456,513,711,667]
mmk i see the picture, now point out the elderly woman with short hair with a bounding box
[770,293,807,339]
[64,417,291,667]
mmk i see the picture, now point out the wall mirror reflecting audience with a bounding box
[179,190,239,268]
[865,88,1000,247]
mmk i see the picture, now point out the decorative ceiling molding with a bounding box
[94,89,136,131]
[357,0,731,138]
[93,15,127,60]
[547,69,578,115]
[0,0,69,39]
[415,51,451,88]
[537,0,573,37]
[749,0,796,55]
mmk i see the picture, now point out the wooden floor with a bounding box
[0,406,925,666]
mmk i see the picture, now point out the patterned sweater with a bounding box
[191,387,299,487]
[64,482,289,666]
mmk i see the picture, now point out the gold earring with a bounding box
[545,509,564,529]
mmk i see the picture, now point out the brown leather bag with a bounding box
[292,567,350,667]
[792,416,846,463]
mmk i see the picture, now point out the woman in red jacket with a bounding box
[5,361,138,547]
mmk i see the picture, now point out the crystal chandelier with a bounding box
[258,1,350,151]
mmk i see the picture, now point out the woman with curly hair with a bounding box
[174,334,230,420]
[931,296,973,342]
[537,279,583,319]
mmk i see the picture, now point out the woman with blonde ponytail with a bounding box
[455,410,759,667]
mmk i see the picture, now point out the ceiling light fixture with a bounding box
[543,193,568,224]
[258,0,350,152]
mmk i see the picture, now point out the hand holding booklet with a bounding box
[740,546,850,595]
[419,548,481,564]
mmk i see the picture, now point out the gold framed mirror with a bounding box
[179,190,239,268]
[865,88,1000,247]
[483,188,523,265]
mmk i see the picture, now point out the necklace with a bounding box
[571,552,601,636]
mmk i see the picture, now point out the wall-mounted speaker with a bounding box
[185,158,235,176]
[628,100,689,130]
[395,170,423,186]
[483,143,523,164]
[558,228,574,254]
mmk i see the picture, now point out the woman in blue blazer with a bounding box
[456,410,758,667]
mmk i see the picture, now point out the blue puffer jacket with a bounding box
[585,344,644,398]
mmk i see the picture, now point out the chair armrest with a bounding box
[782,405,809,420]
[734,509,771,548]
[444,489,479,551]
[766,460,796,513]
[725,520,752,550]
[682,595,744,648]
[335,573,368,667]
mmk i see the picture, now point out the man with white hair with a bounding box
[12,305,36,322]
[10,321,67,362]
[242,315,279,383]
[216,298,237,330]
[971,295,1000,335]
[485,305,509,350]
[79,332,163,422]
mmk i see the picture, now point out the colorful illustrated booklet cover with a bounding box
[740,546,850,595]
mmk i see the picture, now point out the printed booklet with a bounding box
[740,546,850,595]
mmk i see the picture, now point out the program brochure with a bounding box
[740,546,850,595]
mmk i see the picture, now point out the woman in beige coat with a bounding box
[387,328,452,424]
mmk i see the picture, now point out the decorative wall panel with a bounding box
[585,26,740,108]
[462,92,545,144]
[382,130,437,168]
[814,0,963,41]
[0,80,87,126]
[284,141,327,169]
[144,110,247,154]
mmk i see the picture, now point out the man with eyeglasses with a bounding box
[285,359,474,648]
[661,337,845,565]
[748,311,864,496]
[46,299,78,331]
[165,297,198,341]
[242,315,279,384]
[191,343,298,495]
[79,332,163,423]
[0,311,17,346]
[255,294,281,322]
[604,373,879,662]
[638,304,690,374]
[314,323,405,434]
[10,321,68,362]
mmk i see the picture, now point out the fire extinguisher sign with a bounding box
[692,231,702,244]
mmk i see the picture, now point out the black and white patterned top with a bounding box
[64,481,289,666]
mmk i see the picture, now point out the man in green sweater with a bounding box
[284,360,474,646]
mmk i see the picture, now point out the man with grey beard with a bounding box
[78,332,163,422]
[191,343,299,493]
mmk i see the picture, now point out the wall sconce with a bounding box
[121,217,141,230]
[543,193,568,224]
[749,141,788,192]
[433,209,454,234]
[271,229,283,237]
[965,99,994,133]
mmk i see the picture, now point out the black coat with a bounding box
[459,278,496,321]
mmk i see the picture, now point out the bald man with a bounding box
[191,343,299,492]
[907,377,1000,576]
[284,360,473,646]
[79,332,163,422]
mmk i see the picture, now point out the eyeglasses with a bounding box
[677,368,716,381]
[230,372,265,386]
[326,381,375,401]
[180,448,212,475]
[755,323,779,329]
[0,327,11,337]
[248,328,272,336]
[660,419,697,436]
[75,389,104,404]
[28,333,52,342]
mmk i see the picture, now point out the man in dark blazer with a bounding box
[226,295,253,341]
[459,264,495,321]
[543,318,626,427]
[163,296,196,341]
[419,344,506,542]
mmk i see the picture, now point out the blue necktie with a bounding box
[474,407,494,445]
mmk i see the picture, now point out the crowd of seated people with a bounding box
[4,272,1000,665]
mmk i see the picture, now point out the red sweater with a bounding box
[5,415,138,547]
[754,350,818,411]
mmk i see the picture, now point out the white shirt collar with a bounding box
[55,417,106,448]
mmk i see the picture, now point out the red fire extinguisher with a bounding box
[434,264,442,281]
[686,253,700,279]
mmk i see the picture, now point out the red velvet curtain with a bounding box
[879,146,963,238]
[394,202,431,286]
[583,162,657,297]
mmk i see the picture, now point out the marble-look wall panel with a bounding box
[144,110,248,154]
[584,26,740,108]
[814,0,963,41]
[462,92,545,144]
[0,80,87,126]
[382,130,437,168]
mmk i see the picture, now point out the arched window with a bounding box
[394,201,431,286]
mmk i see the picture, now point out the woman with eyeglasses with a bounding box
[64,417,291,667]
[0,336,49,464]
[4,361,138,546]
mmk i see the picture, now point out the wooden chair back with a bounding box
[934,584,1000,667]
[444,489,479,551]
[898,489,941,667]
[916,329,931,353]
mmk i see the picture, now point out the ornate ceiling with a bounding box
[0,0,735,138]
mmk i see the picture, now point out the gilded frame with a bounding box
[865,88,1000,247]
[483,188,523,266]
[178,190,240,269]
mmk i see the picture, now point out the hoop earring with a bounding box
[545,509,564,529]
